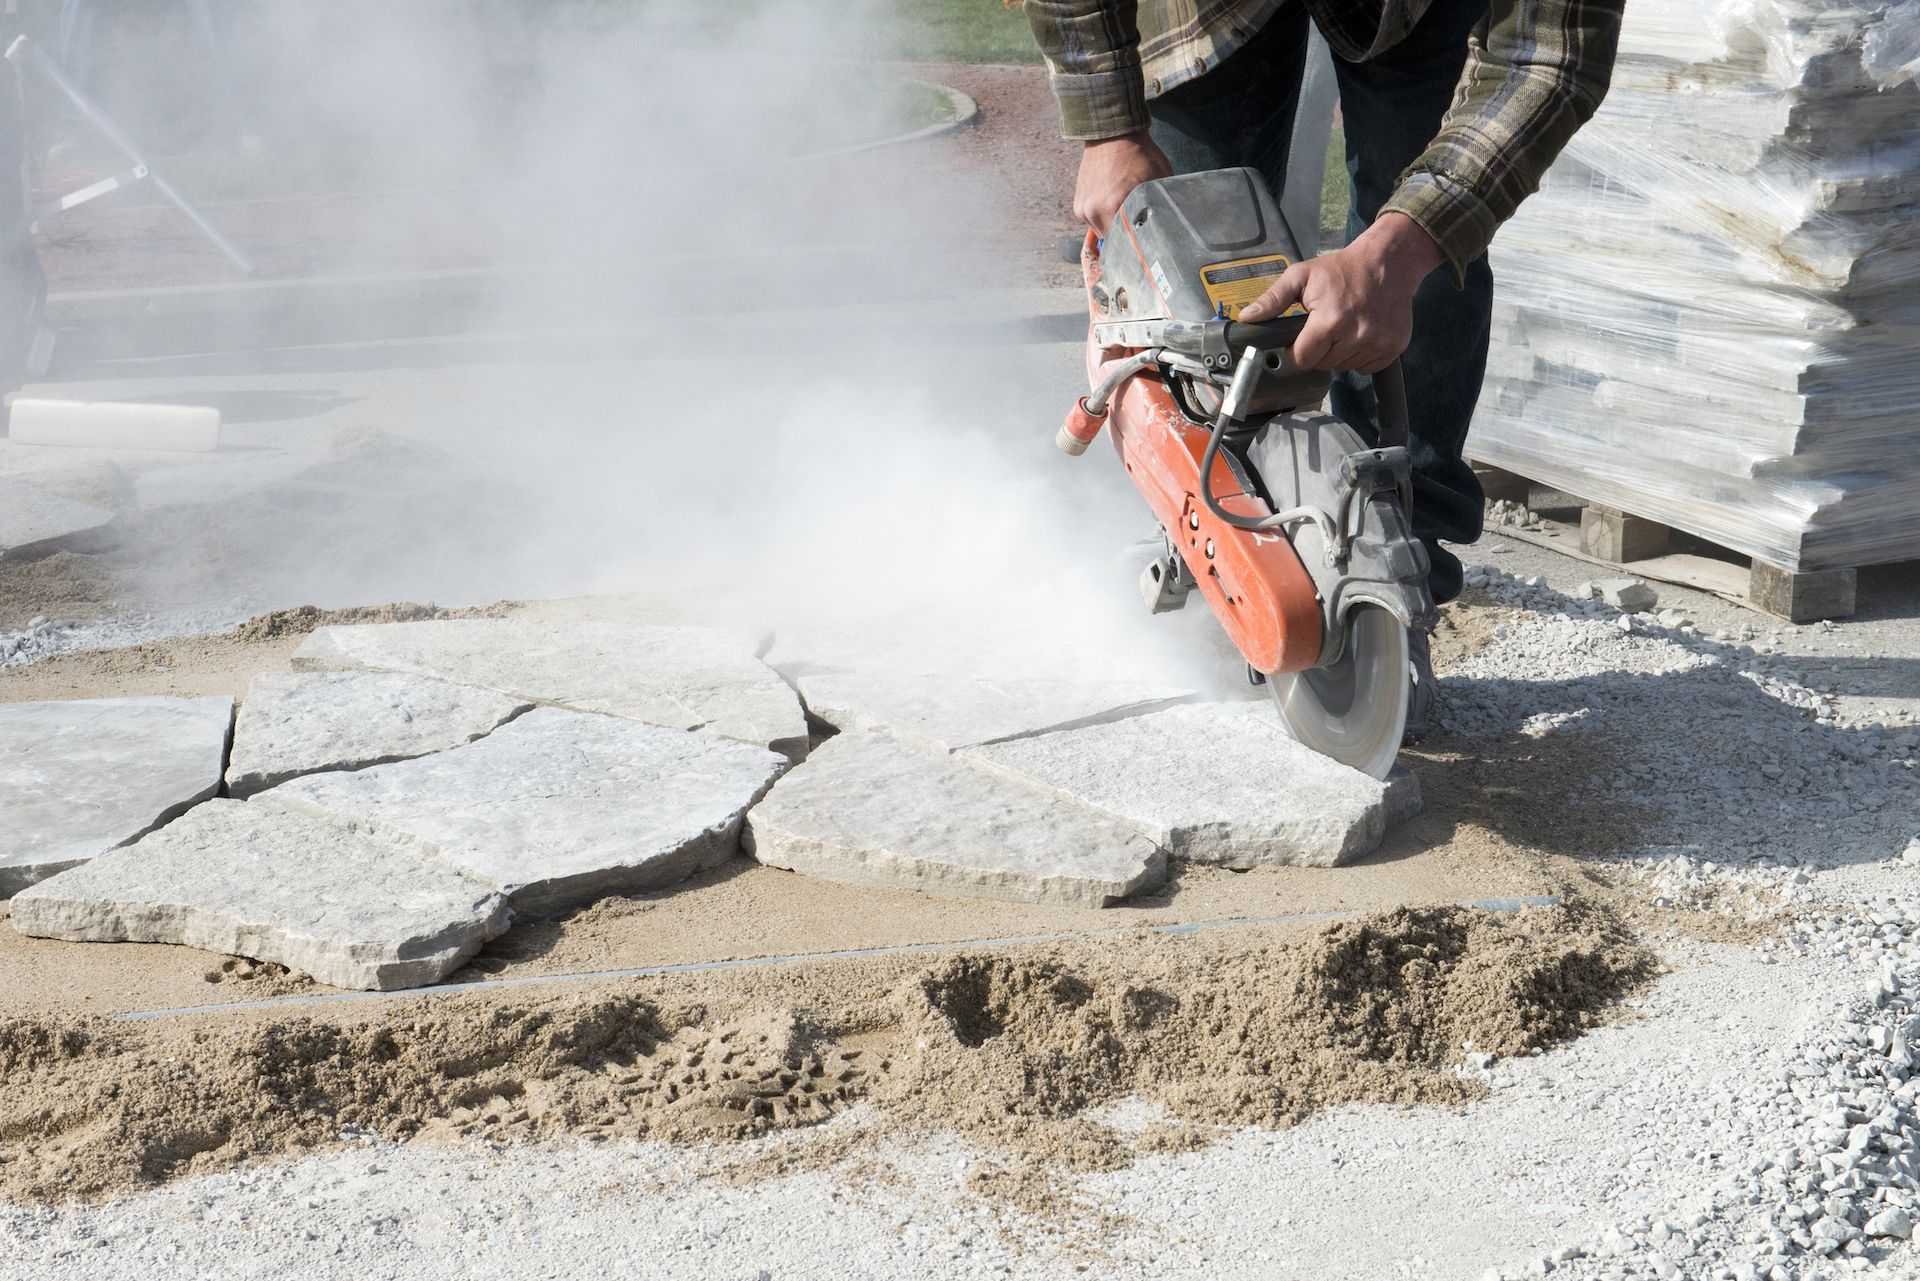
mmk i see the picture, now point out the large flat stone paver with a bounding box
[10,801,509,991]
[260,707,787,914]
[293,619,805,757]
[745,731,1166,907]
[226,671,530,798]
[133,452,312,509]
[0,695,233,897]
[963,702,1421,869]
[0,477,114,556]
[791,669,1193,753]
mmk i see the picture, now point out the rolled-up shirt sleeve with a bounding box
[1022,0,1153,141]
[1381,0,1625,283]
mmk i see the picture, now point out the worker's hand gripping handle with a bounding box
[1057,397,1107,456]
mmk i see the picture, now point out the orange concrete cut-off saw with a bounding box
[1055,167,1434,779]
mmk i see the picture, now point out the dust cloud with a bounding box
[36,0,1225,691]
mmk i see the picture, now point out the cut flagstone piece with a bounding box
[0,695,233,897]
[10,800,508,991]
[226,671,530,798]
[790,669,1194,753]
[962,701,1420,869]
[0,476,114,556]
[292,619,804,757]
[745,731,1165,907]
[1383,766,1424,829]
[260,707,786,915]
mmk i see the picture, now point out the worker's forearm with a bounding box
[1351,213,1446,290]
[1382,0,1625,282]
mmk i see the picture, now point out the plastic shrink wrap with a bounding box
[1465,0,1920,571]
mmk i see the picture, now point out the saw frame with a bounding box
[1053,168,1436,778]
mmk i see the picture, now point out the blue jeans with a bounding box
[1147,0,1493,605]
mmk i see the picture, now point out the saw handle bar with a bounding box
[1058,315,1323,455]
[1218,315,1311,363]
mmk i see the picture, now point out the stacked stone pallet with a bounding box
[1466,0,1920,573]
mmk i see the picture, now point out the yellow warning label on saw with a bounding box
[1200,254,1303,319]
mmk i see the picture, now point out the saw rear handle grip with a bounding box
[1220,315,1309,353]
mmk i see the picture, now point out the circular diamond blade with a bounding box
[1268,605,1410,780]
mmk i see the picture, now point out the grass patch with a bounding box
[546,0,1040,63]
[886,0,1042,63]
[127,66,957,204]
[892,78,964,133]
[1321,128,1351,243]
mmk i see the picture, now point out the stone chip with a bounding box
[1864,1208,1913,1240]
[1596,577,1659,613]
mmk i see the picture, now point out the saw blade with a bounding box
[1268,604,1409,780]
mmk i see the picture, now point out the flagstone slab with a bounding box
[962,701,1421,869]
[133,451,313,509]
[790,669,1194,754]
[292,619,805,757]
[261,707,786,914]
[226,671,530,798]
[765,620,1053,683]
[10,800,509,991]
[744,731,1166,907]
[0,695,233,897]
[0,476,114,557]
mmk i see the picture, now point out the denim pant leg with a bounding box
[1329,0,1495,605]
[1145,0,1491,605]
[1146,4,1312,204]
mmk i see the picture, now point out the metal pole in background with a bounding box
[1280,28,1339,261]
[0,30,49,392]
[4,33,253,276]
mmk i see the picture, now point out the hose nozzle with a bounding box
[1056,396,1106,456]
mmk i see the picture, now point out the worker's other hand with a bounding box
[1238,213,1446,373]
[1074,130,1173,234]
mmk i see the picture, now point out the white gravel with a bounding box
[1456,566,1920,869]
[0,608,250,670]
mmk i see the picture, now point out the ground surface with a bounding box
[5,29,1920,1281]
[5,322,1917,1275]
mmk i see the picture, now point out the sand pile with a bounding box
[0,903,1655,1206]
[0,552,122,630]
[878,903,1656,1189]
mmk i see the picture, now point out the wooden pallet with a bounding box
[1470,463,1858,623]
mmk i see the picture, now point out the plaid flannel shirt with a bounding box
[1021,0,1624,278]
